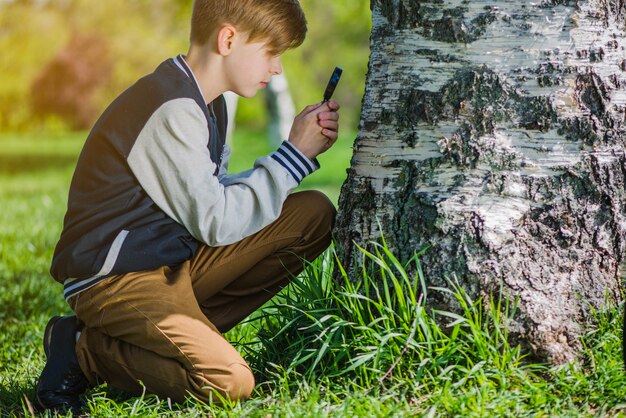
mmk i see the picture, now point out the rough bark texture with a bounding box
[335,0,626,363]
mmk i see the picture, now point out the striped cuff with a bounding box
[271,141,320,184]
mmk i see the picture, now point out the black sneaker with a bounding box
[36,315,90,415]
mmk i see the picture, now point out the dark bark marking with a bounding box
[517,96,558,132]
[539,0,577,7]
[558,117,601,145]
[397,89,441,128]
[576,72,610,118]
[373,0,422,29]
[414,48,465,63]
[335,166,381,264]
[535,62,569,88]
[589,47,606,62]
[395,67,511,128]
[421,7,498,44]
[372,0,497,43]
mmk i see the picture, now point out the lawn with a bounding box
[1,130,626,417]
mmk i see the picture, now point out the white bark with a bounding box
[336,0,626,363]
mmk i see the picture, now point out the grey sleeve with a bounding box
[217,143,231,181]
[127,99,314,246]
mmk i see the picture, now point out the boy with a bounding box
[36,0,340,413]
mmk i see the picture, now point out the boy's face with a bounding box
[224,33,283,98]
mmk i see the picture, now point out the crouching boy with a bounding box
[36,0,340,413]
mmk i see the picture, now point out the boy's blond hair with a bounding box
[191,0,307,55]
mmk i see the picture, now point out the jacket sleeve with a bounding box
[127,98,319,246]
[217,143,231,181]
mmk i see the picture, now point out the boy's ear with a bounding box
[216,24,237,56]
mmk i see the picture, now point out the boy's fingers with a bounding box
[318,102,340,114]
[318,111,339,121]
[300,102,324,115]
[326,101,340,111]
[303,101,339,117]
[322,128,339,141]
[319,119,339,131]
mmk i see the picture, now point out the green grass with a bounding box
[1,131,626,417]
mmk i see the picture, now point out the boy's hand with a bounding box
[288,101,340,160]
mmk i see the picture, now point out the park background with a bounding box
[2,1,626,417]
[0,0,371,205]
[0,0,370,130]
[0,1,387,416]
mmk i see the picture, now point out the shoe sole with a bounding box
[42,316,61,359]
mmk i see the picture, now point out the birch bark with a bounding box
[335,0,626,363]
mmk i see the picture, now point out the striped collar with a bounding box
[173,54,208,105]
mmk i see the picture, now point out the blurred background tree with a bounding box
[0,0,370,134]
[30,32,113,129]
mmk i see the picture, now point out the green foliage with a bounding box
[0,0,371,133]
[241,240,626,416]
[278,0,371,131]
[0,0,189,132]
[246,242,537,399]
[31,33,113,129]
[1,132,626,416]
[0,4,68,130]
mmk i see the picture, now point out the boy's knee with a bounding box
[223,363,255,401]
[192,363,255,403]
[289,190,337,233]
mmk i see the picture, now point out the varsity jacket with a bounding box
[51,55,319,301]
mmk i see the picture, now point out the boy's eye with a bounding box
[263,47,280,58]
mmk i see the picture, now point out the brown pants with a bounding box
[68,191,335,404]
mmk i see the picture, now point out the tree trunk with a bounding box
[335,0,626,364]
